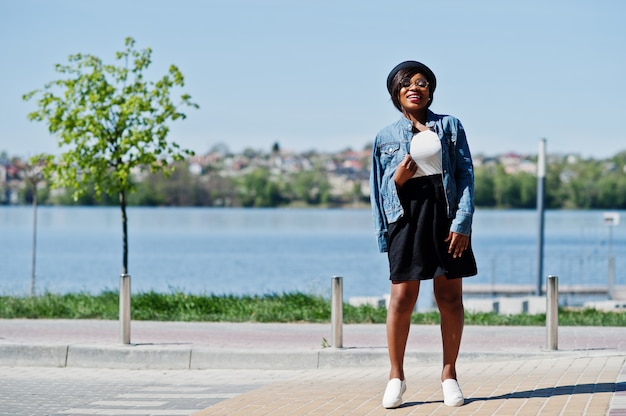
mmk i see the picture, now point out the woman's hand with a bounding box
[445,232,469,258]
[394,154,417,189]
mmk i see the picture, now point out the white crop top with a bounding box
[410,129,442,178]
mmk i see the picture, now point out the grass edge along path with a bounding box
[1,291,625,326]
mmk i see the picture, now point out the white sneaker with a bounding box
[442,379,464,407]
[382,378,406,409]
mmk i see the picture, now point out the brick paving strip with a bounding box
[193,355,625,416]
[609,363,626,416]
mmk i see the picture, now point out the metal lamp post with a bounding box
[536,139,547,296]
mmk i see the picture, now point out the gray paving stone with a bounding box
[0,367,299,416]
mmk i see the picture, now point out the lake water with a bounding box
[1,207,624,307]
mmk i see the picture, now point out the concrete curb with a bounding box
[0,344,69,367]
[67,344,192,370]
[191,348,319,370]
[0,343,591,370]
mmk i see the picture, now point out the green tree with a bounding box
[129,161,213,206]
[288,169,331,205]
[474,165,496,207]
[237,167,283,207]
[492,165,517,208]
[23,37,198,275]
[516,172,537,208]
[545,162,565,208]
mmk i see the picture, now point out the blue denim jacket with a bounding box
[370,110,475,253]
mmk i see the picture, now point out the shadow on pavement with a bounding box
[398,382,626,408]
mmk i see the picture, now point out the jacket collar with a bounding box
[398,110,438,132]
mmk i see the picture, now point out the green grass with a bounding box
[1,291,625,326]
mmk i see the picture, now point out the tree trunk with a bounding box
[119,189,128,275]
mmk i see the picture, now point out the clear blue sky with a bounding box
[1,0,624,159]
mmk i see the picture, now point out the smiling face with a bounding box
[398,73,431,114]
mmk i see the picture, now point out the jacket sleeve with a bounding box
[450,120,475,236]
[369,139,389,253]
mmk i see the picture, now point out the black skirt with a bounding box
[387,175,477,281]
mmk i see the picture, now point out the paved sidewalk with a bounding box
[194,356,626,416]
[1,319,625,415]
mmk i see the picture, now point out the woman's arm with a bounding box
[450,120,475,236]
[394,154,418,189]
[370,141,389,253]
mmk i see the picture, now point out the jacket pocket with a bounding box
[379,142,401,167]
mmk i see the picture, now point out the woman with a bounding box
[370,60,477,409]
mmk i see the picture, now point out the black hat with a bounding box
[386,61,437,95]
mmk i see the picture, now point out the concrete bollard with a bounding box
[331,276,343,348]
[120,274,131,345]
[546,275,558,350]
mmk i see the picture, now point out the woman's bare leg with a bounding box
[433,276,464,381]
[386,280,420,380]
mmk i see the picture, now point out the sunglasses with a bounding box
[400,77,429,89]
